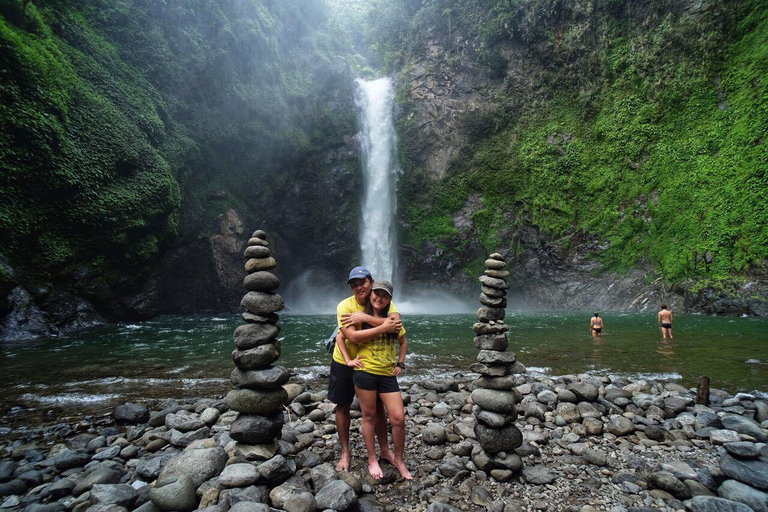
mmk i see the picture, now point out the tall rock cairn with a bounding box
[224,230,289,461]
[469,252,525,482]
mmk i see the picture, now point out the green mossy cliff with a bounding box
[345,0,767,312]
[0,0,360,335]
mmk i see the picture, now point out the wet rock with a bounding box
[150,475,197,512]
[232,343,282,370]
[720,453,768,490]
[90,484,138,509]
[240,292,284,316]
[233,323,281,350]
[73,468,123,495]
[718,479,768,511]
[315,480,357,510]
[220,463,259,488]
[423,424,448,445]
[725,442,760,459]
[243,272,280,292]
[230,366,290,389]
[230,411,284,444]
[156,447,227,488]
[113,404,149,425]
[225,388,288,415]
[688,496,754,511]
[268,481,315,512]
[721,414,767,442]
[470,389,516,414]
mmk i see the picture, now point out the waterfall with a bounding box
[355,78,399,284]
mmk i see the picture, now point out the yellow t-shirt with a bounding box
[354,330,406,376]
[333,296,402,367]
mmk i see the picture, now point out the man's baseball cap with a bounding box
[347,266,372,283]
[371,280,394,297]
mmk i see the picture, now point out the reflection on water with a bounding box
[1,312,767,429]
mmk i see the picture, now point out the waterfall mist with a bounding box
[355,78,399,285]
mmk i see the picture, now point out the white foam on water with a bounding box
[181,378,228,386]
[124,324,142,330]
[20,392,121,405]
[627,371,683,381]
[290,365,329,381]
[168,365,191,374]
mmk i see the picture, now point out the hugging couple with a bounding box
[328,266,412,481]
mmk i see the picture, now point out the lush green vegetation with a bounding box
[362,0,767,284]
[0,0,356,294]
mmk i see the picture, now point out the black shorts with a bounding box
[661,323,672,329]
[328,360,355,405]
[353,371,400,394]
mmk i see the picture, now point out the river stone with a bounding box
[231,366,290,389]
[241,292,284,316]
[157,447,227,488]
[472,322,509,335]
[718,479,768,511]
[150,475,197,512]
[243,246,271,258]
[477,349,516,365]
[230,503,271,512]
[471,389,516,413]
[252,230,267,239]
[484,270,510,279]
[725,442,760,459]
[607,416,635,436]
[220,463,260,488]
[113,403,150,425]
[567,382,599,402]
[200,408,220,426]
[91,484,138,508]
[720,453,768,490]
[722,414,767,442]
[316,480,357,511]
[165,411,206,432]
[242,312,279,324]
[473,333,508,351]
[477,307,505,322]
[234,323,281,350]
[469,362,510,377]
[243,272,280,292]
[245,257,276,273]
[605,388,632,402]
[689,496,754,512]
[226,388,288,415]
[232,342,281,370]
[556,402,581,423]
[230,410,284,444]
[247,237,268,247]
[72,468,123,495]
[136,454,175,481]
[257,454,293,484]
[91,445,121,461]
[523,466,557,485]
[269,482,316,512]
[481,285,506,298]
[485,258,506,270]
[52,450,91,470]
[711,429,742,444]
[475,374,518,391]
[479,275,509,290]
[479,294,506,308]
[649,471,691,499]
[423,424,448,445]
[474,407,515,428]
[234,441,278,461]
[170,427,211,447]
[577,401,601,419]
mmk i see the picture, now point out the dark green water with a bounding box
[1,312,766,429]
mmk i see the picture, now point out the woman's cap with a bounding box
[347,266,372,283]
[371,280,393,297]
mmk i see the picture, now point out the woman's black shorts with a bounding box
[353,371,400,394]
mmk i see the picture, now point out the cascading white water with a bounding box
[355,78,399,284]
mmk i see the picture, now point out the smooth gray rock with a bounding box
[725,442,761,459]
[473,334,508,351]
[232,343,282,370]
[478,275,509,290]
[522,466,557,485]
[256,454,292,485]
[165,411,206,432]
[113,403,149,424]
[689,496,754,512]
[229,502,271,512]
[243,246,270,258]
[136,454,174,481]
[475,407,514,428]
[648,471,691,499]
[150,475,197,512]
[73,468,123,495]
[310,463,337,492]
[556,402,581,423]
[583,449,607,466]
[472,322,509,335]
[475,424,522,454]
[719,479,768,512]
[711,429,742,444]
[568,382,599,402]
[315,480,357,511]
[225,388,288,415]
[607,416,635,436]
[722,414,767,442]
[243,271,280,292]
[0,460,15,482]
[423,424,448,445]
[91,484,138,508]
[220,463,260,488]
[231,366,290,389]
[471,389,516,413]
[720,453,768,490]
[52,450,91,470]
[241,292,284,316]
[244,257,276,273]
[156,447,228,488]
[233,323,281,350]
[230,411,284,444]
[268,482,316,512]
[476,307,505,322]
[475,374,518,390]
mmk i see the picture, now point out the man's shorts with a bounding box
[353,371,400,394]
[328,360,355,405]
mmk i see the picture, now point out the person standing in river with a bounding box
[658,304,674,339]
[350,280,411,481]
[590,312,604,337]
[329,267,402,472]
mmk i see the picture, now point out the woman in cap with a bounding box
[351,280,411,480]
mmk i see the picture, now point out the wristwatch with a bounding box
[395,362,405,369]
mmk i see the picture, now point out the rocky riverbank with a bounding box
[1,372,767,512]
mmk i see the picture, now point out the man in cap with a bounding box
[329,266,402,471]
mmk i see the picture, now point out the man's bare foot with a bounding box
[379,449,395,465]
[368,459,384,479]
[393,459,413,480]
[336,451,351,472]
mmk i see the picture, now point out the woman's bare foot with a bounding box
[368,459,384,479]
[393,458,413,480]
[379,449,396,465]
[336,451,351,471]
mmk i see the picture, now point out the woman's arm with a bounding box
[342,311,401,328]
[392,335,408,376]
[342,315,402,344]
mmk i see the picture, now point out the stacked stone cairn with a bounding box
[224,230,290,461]
[469,252,525,482]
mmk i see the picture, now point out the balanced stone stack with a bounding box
[469,252,525,482]
[224,230,290,460]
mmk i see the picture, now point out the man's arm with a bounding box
[341,316,401,345]
[342,311,401,327]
